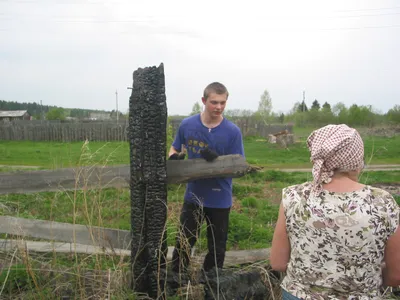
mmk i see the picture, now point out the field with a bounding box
[0,127,399,299]
[0,129,399,169]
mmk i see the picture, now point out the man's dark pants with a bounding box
[171,201,230,273]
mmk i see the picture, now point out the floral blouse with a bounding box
[281,182,399,300]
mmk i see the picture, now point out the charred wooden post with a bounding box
[129,63,168,299]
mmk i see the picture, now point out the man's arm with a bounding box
[169,122,186,160]
[229,129,245,157]
[169,146,179,157]
[169,145,186,160]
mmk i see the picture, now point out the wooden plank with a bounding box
[166,154,255,184]
[0,239,131,256]
[0,216,131,249]
[0,155,256,194]
[0,239,269,266]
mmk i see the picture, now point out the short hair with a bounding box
[203,82,229,100]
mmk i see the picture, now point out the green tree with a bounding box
[279,113,284,123]
[320,101,334,124]
[332,102,348,124]
[311,99,320,111]
[359,105,376,127]
[387,105,400,124]
[46,108,65,120]
[255,89,273,123]
[348,104,362,126]
[322,102,331,113]
[110,110,123,120]
[297,101,308,113]
[190,102,202,116]
[70,109,89,119]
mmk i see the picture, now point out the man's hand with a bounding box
[169,153,186,160]
[199,148,219,162]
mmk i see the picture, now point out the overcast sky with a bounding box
[1,0,399,115]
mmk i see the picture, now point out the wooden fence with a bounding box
[0,121,129,142]
[0,215,269,265]
[0,119,292,142]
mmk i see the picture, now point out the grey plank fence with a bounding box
[0,120,292,142]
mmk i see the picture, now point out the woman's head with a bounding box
[307,124,364,191]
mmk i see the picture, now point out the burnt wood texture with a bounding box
[129,63,168,299]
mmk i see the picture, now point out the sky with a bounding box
[0,0,399,116]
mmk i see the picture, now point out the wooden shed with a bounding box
[0,110,31,122]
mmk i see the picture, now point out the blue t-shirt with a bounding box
[172,114,245,208]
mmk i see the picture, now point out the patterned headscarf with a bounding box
[307,124,364,194]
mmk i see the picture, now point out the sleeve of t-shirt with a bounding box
[282,187,289,213]
[385,192,400,235]
[229,129,245,157]
[282,186,294,220]
[171,124,185,152]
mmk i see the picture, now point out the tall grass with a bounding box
[0,133,399,298]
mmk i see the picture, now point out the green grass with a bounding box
[394,195,400,205]
[238,169,400,186]
[243,135,400,167]
[0,167,399,298]
[359,170,400,185]
[243,137,311,167]
[0,166,44,172]
[1,170,398,252]
[1,132,399,169]
[0,141,128,169]
[0,127,398,299]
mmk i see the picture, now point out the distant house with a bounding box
[88,112,111,121]
[0,110,31,122]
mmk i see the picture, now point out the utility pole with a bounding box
[40,100,43,122]
[302,90,305,112]
[115,90,119,124]
[127,87,133,127]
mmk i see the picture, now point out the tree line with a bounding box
[0,100,57,119]
[2,94,399,126]
[0,100,122,121]
[189,90,400,127]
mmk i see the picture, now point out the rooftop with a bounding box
[0,110,28,117]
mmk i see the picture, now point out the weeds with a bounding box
[0,133,399,299]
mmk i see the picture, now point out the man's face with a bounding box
[202,92,228,118]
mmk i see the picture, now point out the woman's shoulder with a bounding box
[283,182,313,199]
[364,185,398,206]
[365,185,395,196]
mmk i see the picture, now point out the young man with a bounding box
[169,82,245,274]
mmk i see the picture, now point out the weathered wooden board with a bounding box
[0,239,269,266]
[0,215,131,249]
[0,155,256,194]
[167,154,255,183]
[0,216,270,265]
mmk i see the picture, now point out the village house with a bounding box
[88,111,111,121]
[0,110,31,122]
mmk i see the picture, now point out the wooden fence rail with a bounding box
[0,216,270,265]
[0,155,256,195]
